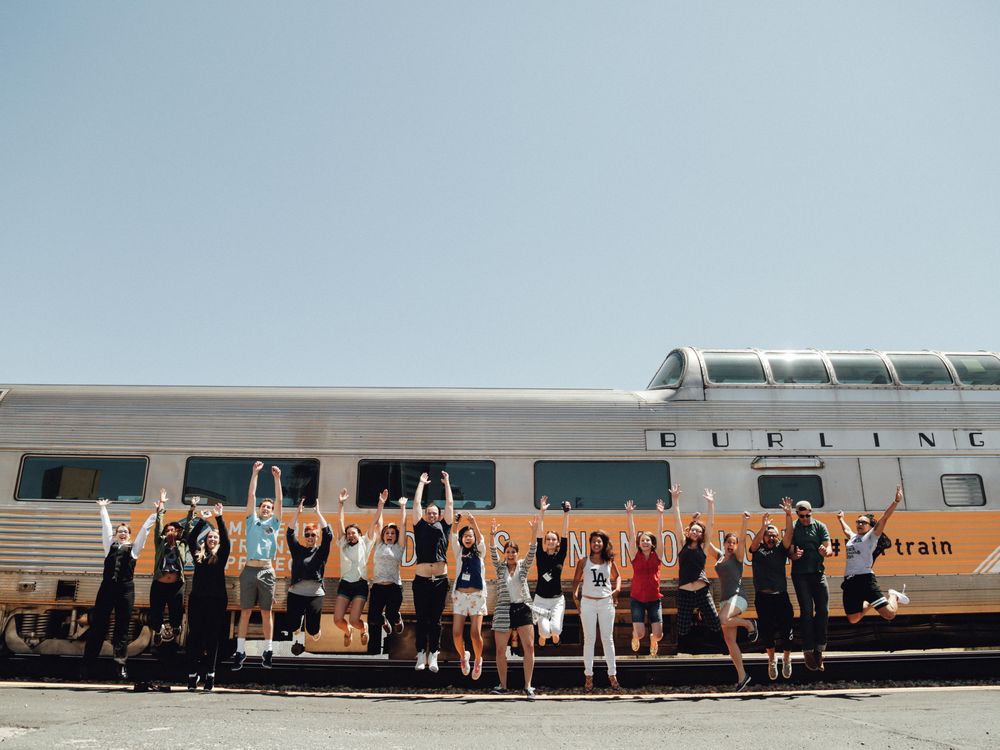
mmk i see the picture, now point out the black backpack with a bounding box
[871,533,892,565]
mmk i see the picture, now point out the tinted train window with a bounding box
[534,461,670,510]
[765,352,830,384]
[357,460,495,510]
[758,475,824,509]
[828,354,892,385]
[702,352,766,384]
[946,354,1000,386]
[941,475,986,507]
[888,354,953,385]
[183,457,318,507]
[17,455,147,502]
[650,351,685,389]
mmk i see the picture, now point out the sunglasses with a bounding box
[856,519,871,526]
[303,532,317,538]
[797,512,811,517]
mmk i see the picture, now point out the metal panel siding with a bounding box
[0,510,131,570]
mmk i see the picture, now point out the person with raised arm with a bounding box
[368,494,409,655]
[790,497,833,671]
[490,516,539,699]
[185,502,229,691]
[233,462,283,671]
[625,499,665,656]
[672,485,722,644]
[533,497,571,648]
[709,510,758,692]
[838,485,910,625]
[749,499,797,681]
[410,471,454,672]
[571,527,622,693]
[82,498,156,679]
[450,512,487,679]
[333,488,377,647]
[149,488,197,649]
[286,495,333,656]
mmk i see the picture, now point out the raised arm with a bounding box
[369,490,388,540]
[703,489,717,558]
[397,496,408,545]
[670,484,685,542]
[489,517,502,572]
[441,471,455,526]
[97,499,114,554]
[314,496,329,530]
[561,500,571,539]
[336,488,348,539]
[874,485,903,537]
[131,512,157,559]
[736,511,750,560]
[154,488,166,550]
[247,461,263,518]
[835,510,852,540]
[780,498,795,549]
[536,495,548,540]
[656,498,666,562]
[412,472,430,525]
[214,504,230,559]
[625,500,637,546]
[290,498,304,535]
[749,512,769,553]
[523,516,539,571]
[469,514,484,549]
[271,465,283,520]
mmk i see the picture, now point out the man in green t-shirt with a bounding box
[790,500,833,671]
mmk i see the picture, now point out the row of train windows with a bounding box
[12,455,989,509]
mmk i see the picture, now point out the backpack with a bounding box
[871,534,892,565]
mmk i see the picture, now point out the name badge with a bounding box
[542,572,552,582]
[461,572,472,581]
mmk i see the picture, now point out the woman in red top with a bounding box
[624,499,666,656]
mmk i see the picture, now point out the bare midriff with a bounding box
[679,580,708,592]
[415,561,447,577]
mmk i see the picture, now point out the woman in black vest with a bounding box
[186,502,230,691]
[82,499,156,679]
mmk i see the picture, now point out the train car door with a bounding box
[859,458,903,510]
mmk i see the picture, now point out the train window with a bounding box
[828,353,892,385]
[357,460,495,510]
[183,457,318,507]
[946,354,1000,386]
[16,455,147,502]
[758,475,824,509]
[764,352,830,384]
[649,351,685,389]
[533,461,670,510]
[888,354,953,385]
[941,474,986,507]
[702,352,766,384]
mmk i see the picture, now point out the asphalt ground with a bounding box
[0,682,998,750]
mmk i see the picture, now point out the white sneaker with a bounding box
[768,658,778,681]
[782,655,792,679]
[428,651,440,673]
[460,650,470,676]
[414,650,427,671]
[889,585,910,605]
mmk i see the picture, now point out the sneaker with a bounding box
[460,650,471,676]
[889,585,910,605]
[428,651,440,673]
[382,620,392,637]
[160,624,175,643]
[232,652,246,671]
[631,635,640,652]
[747,619,759,643]
[113,654,127,666]
[803,650,818,671]
[203,673,215,692]
[414,650,427,671]
[187,673,200,692]
[782,655,793,679]
[290,642,305,656]
[262,650,273,669]
[394,616,404,635]
[119,664,128,680]
[490,685,507,695]
[736,673,752,692]
[814,650,825,672]
[525,686,536,701]
[608,676,622,691]
[768,658,778,681]
[471,657,483,681]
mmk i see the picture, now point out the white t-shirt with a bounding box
[844,530,879,578]
[581,558,613,598]
[339,536,374,583]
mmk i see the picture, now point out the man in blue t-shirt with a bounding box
[232,461,283,671]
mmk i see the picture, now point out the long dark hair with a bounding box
[458,525,480,557]
[589,530,614,563]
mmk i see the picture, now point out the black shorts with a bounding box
[287,591,324,635]
[337,578,369,602]
[841,573,887,615]
[509,602,533,630]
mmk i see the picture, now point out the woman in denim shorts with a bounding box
[624,499,665,656]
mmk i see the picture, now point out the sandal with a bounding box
[584,675,594,693]
[360,623,369,646]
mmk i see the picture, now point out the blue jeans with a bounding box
[630,598,663,625]
[792,572,829,651]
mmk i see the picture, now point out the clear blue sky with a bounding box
[2,2,998,389]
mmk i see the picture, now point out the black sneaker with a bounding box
[204,673,215,692]
[262,650,273,669]
[736,673,752,692]
[290,642,305,656]
[748,619,759,643]
[803,650,818,671]
[232,652,246,671]
[490,685,507,695]
[187,674,200,692]
[814,650,825,672]
[394,616,404,635]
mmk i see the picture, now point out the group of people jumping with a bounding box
[83,463,910,696]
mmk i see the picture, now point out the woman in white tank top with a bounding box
[571,530,621,692]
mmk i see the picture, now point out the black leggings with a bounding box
[149,578,184,631]
[186,594,228,676]
[755,591,794,651]
[792,572,829,651]
[287,592,324,637]
[412,575,448,653]
[84,580,134,662]
[367,583,403,655]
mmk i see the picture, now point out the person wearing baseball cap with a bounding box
[790,497,833,671]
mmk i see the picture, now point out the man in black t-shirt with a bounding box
[749,499,798,681]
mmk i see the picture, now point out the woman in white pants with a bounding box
[533,496,571,647]
[571,530,621,692]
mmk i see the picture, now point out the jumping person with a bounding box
[333,488,377,647]
[749,499,796,681]
[451,513,487,679]
[286,496,333,655]
[837,485,910,624]
[367,495,408,656]
[533,497,570,648]
[490,517,539,699]
[791,498,833,671]
[186,502,229,691]
[149,488,197,648]
[233,462,283,671]
[671,484,722,645]
[572,529,622,693]
[625,499,664,656]
[411,471,455,673]
[82,499,156,679]
[709,511,758,692]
